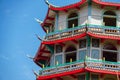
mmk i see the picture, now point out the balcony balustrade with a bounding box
[45,24,120,40]
[39,59,120,76]
[86,60,120,71]
[40,60,84,75]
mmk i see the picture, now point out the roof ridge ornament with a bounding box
[26,54,34,59]
[44,0,59,7]
[32,69,39,77]
[35,34,43,41]
[34,18,43,24]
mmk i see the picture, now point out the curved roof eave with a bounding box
[49,0,86,11]
[93,0,120,7]
[33,43,43,66]
[41,8,51,32]
[41,0,87,32]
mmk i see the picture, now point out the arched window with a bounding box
[103,44,117,62]
[103,11,116,27]
[68,13,78,28]
[65,46,76,63]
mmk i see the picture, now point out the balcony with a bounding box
[45,24,120,40]
[40,60,84,75]
[39,59,120,76]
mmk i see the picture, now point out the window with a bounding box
[79,50,86,60]
[92,39,99,47]
[79,39,86,48]
[55,54,63,65]
[103,44,117,62]
[91,49,99,59]
[50,56,54,66]
[68,13,78,28]
[103,11,116,27]
[56,45,62,53]
[65,46,76,63]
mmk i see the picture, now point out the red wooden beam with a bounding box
[116,6,120,10]
[42,45,46,50]
[101,39,105,43]
[55,77,63,80]
[101,5,105,9]
[37,56,49,60]
[47,17,55,20]
[42,22,52,26]
[69,74,77,79]
[58,43,65,47]
[62,9,68,13]
[117,40,120,45]
[100,74,105,78]
[40,50,51,53]
[71,40,78,44]
[75,6,80,10]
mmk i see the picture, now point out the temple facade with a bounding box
[34,0,120,80]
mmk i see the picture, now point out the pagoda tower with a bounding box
[34,0,120,80]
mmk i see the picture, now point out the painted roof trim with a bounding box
[34,43,43,67]
[42,32,86,44]
[88,32,120,40]
[49,0,86,11]
[37,68,120,80]
[93,0,120,7]
[41,8,51,32]
[37,68,85,80]
[86,68,120,75]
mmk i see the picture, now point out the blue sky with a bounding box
[0,0,46,80]
[0,0,119,80]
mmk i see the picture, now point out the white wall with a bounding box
[91,4,120,26]
[79,5,88,25]
[58,12,67,30]
[91,4,103,25]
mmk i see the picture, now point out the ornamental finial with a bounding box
[34,18,43,24]
[26,54,34,59]
[35,34,43,41]
[32,69,39,77]
[44,0,59,7]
